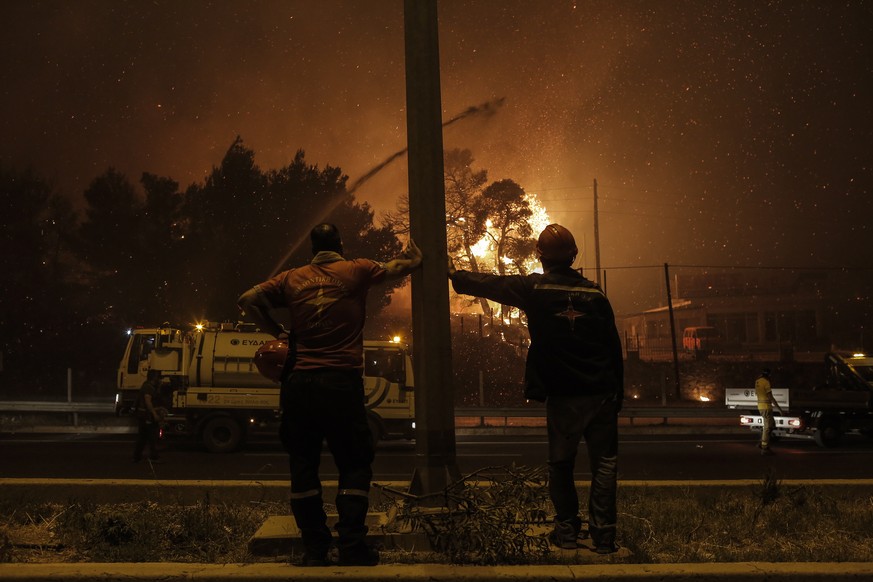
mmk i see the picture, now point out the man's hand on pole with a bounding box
[404,237,423,268]
[383,237,423,280]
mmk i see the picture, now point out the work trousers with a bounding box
[280,369,375,554]
[546,392,619,547]
[759,407,774,448]
[133,418,160,461]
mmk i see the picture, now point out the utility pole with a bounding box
[593,178,602,286]
[404,0,460,498]
[664,263,681,400]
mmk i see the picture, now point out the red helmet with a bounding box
[254,339,289,383]
[536,224,578,262]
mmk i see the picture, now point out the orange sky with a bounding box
[3,1,872,313]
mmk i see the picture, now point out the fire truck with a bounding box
[117,323,415,452]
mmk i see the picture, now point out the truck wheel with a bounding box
[202,416,243,453]
[814,417,842,448]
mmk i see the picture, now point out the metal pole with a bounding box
[404,0,460,497]
[664,263,681,400]
[478,370,485,407]
[67,368,78,426]
[594,178,601,286]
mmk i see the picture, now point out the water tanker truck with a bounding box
[117,322,415,452]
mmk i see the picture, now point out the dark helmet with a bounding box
[254,339,289,383]
[536,224,578,262]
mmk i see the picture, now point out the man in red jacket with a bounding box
[238,223,421,566]
[449,223,623,554]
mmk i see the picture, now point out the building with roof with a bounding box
[617,269,829,354]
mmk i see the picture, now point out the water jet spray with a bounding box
[268,97,505,277]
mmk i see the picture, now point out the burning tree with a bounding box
[383,148,551,318]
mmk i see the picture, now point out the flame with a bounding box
[467,191,552,274]
[452,191,552,323]
[471,237,491,258]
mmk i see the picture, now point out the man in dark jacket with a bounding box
[448,223,623,554]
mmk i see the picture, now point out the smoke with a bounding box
[268,97,506,277]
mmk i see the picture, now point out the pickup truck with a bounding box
[725,352,873,447]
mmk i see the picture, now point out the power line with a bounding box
[545,200,853,229]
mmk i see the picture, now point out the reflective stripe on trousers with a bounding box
[290,488,321,500]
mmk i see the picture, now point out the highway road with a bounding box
[3,431,873,481]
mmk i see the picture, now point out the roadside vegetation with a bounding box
[3,469,873,565]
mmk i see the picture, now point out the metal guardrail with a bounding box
[0,401,743,436]
[455,406,736,419]
[0,401,115,413]
[0,401,736,419]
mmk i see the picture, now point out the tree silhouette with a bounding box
[0,140,411,394]
[480,178,533,277]
[0,165,84,392]
[139,172,184,318]
[180,137,269,321]
[76,168,175,327]
[442,149,491,314]
[178,138,405,323]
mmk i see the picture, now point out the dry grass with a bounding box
[618,478,873,563]
[0,497,275,564]
[3,472,873,564]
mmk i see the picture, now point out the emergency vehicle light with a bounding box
[788,418,802,427]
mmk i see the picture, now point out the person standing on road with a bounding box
[133,369,164,463]
[448,223,624,555]
[756,368,783,455]
[237,223,422,567]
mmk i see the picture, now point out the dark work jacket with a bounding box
[450,267,624,404]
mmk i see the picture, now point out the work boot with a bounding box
[589,522,617,555]
[548,520,579,550]
[594,541,620,555]
[299,549,330,567]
